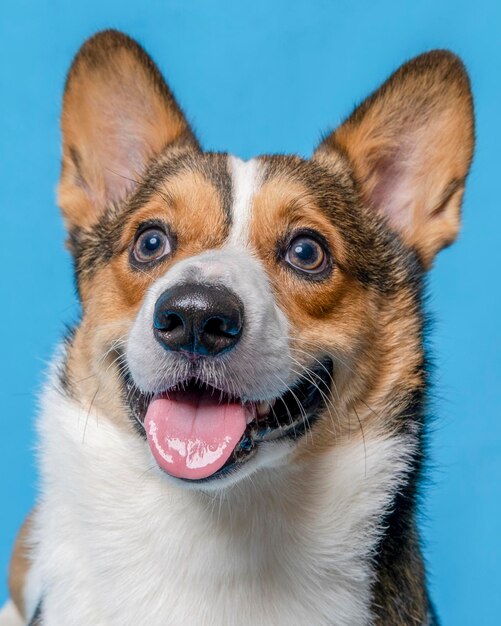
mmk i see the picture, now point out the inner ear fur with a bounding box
[314,50,474,268]
[59,30,199,232]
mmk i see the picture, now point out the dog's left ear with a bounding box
[314,51,474,268]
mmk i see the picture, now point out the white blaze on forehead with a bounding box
[227,156,262,247]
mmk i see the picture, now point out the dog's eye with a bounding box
[285,236,327,274]
[133,228,170,264]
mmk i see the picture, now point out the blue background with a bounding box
[1,1,500,623]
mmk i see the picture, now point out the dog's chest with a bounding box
[36,473,373,626]
[30,390,411,626]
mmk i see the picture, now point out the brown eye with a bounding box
[133,228,170,264]
[285,236,328,274]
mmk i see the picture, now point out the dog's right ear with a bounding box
[59,30,198,232]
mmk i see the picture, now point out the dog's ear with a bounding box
[59,30,198,231]
[314,51,474,268]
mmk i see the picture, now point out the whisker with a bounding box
[287,359,340,436]
[82,386,100,444]
[272,372,312,444]
[290,337,383,423]
[353,405,368,478]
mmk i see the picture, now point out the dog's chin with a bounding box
[121,357,333,490]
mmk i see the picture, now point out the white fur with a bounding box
[226,156,261,247]
[24,363,415,626]
[0,601,23,626]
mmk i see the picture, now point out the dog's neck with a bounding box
[27,370,426,626]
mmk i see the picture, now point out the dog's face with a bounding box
[59,32,473,489]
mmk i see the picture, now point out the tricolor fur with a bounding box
[4,30,474,625]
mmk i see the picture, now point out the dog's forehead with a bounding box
[148,150,344,228]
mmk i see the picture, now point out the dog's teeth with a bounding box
[256,401,273,417]
[245,400,276,423]
[245,405,257,424]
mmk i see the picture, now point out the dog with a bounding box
[0,30,474,625]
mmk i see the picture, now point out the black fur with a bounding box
[27,601,42,626]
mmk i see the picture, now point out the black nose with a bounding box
[153,284,244,357]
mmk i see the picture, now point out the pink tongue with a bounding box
[144,390,247,480]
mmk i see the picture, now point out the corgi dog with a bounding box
[1,30,473,626]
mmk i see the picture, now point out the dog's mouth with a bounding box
[125,358,333,482]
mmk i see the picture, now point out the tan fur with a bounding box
[8,512,35,619]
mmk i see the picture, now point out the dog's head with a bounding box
[59,31,473,489]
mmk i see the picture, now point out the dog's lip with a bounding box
[122,357,334,480]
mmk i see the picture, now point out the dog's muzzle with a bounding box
[124,248,326,485]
